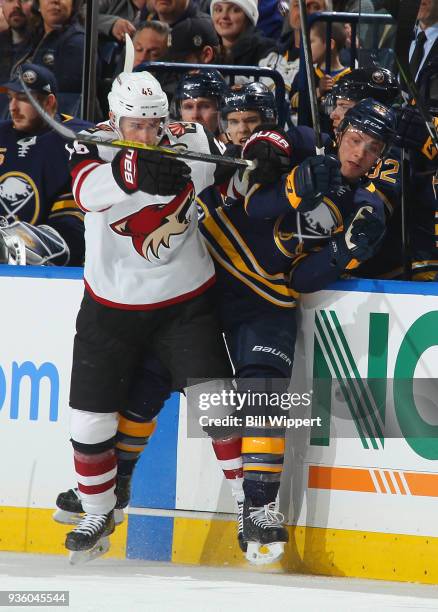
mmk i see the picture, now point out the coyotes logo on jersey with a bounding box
[110,183,194,260]
[167,122,197,137]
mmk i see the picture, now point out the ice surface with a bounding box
[0,553,437,612]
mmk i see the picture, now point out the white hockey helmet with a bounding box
[108,71,169,129]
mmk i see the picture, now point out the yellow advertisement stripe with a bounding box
[0,506,127,558]
[171,517,438,585]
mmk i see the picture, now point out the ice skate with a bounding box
[242,499,288,565]
[53,480,128,526]
[65,511,115,565]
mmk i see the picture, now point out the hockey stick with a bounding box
[123,32,135,73]
[298,0,324,154]
[18,72,255,170]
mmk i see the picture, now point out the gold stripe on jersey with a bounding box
[196,196,209,218]
[216,208,287,281]
[205,239,297,307]
[51,198,81,212]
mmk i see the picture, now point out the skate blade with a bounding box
[53,509,83,525]
[245,541,285,566]
[68,537,110,565]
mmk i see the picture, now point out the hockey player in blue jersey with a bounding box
[322,67,404,279]
[0,63,88,265]
[216,98,395,561]
[173,69,228,138]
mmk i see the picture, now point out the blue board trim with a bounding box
[0,264,83,280]
[1,265,437,296]
[325,278,438,296]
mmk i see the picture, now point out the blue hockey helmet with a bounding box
[174,70,228,114]
[333,67,400,105]
[221,82,277,123]
[338,97,397,146]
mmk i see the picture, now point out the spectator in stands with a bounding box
[0,63,87,265]
[0,0,32,84]
[210,0,275,66]
[283,0,331,63]
[333,0,375,48]
[410,0,438,84]
[18,0,86,94]
[133,20,169,64]
[150,0,210,26]
[162,16,220,62]
[98,0,147,42]
[290,21,350,124]
[146,18,220,106]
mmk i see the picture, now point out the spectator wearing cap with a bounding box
[97,0,147,43]
[163,17,220,63]
[0,62,89,265]
[17,0,85,94]
[0,0,32,85]
[146,18,220,105]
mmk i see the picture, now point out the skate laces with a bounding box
[73,514,108,536]
[237,500,244,533]
[249,502,284,528]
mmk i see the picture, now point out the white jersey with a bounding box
[69,121,219,309]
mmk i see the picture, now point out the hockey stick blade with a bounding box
[17,70,255,170]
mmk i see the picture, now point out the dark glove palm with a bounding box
[330,207,385,269]
[294,155,342,211]
[394,106,428,151]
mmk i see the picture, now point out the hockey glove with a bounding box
[285,154,342,212]
[112,148,191,196]
[328,207,385,271]
[394,105,431,152]
[241,124,293,187]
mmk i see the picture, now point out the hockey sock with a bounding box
[241,435,285,506]
[116,411,157,476]
[70,409,119,514]
[211,437,244,502]
[74,448,117,514]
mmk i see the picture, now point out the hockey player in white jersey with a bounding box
[64,71,232,562]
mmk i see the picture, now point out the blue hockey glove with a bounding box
[329,207,386,270]
[285,154,342,212]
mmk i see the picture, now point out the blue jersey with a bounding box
[0,114,90,265]
[200,170,384,308]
